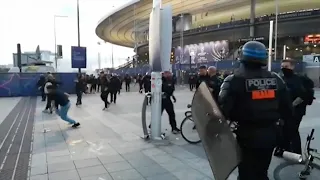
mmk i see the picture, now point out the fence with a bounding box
[0,73,78,97]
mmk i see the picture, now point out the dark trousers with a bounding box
[289,114,303,154]
[145,88,151,105]
[45,94,52,110]
[189,83,195,91]
[97,84,100,92]
[41,88,46,101]
[161,99,177,129]
[278,114,303,154]
[139,83,143,93]
[101,91,109,108]
[238,146,274,180]
[125,83,130,92]
[90,84,96,93]
[76,91,82,105]
[110,91,117,103]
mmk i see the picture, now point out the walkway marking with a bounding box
[0,104,24,153]
[11,102,33,180]
[0,99,29,171]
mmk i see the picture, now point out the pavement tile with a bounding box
[103,161,132,172]
[77,165,108,178]
[99,154,125,164]
[48,169,80,180]
[80,173,113,180]
[74,158,102,168]
[110,169,144,180]
[48,161,75,173]
[29,91,320,180]
[30,174,49,180]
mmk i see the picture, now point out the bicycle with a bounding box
[180,104,201,144]
[273,129,320,180]
[180,104,239,144]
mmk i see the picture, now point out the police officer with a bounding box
[218,41,292,180]
[275,60,307,155]
[207,66,222,100]
[196,66,209,89]
[162,71,180,134]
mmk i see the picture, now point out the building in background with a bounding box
[12,50,55,67]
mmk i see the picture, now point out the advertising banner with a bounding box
[174,40,229,64]
[71,46,87,68]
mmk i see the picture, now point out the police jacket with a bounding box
[280,73,307,116]
[207,75,222,100]
[196,75,209,89]
[219,66,292,127]
[162,77,176,101]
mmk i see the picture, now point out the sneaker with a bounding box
[172,128,181,134]
[103,107,107,111]
[72,122,80,128]
[42,109,49,113]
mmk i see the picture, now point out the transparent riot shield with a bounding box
[191,82,241,180]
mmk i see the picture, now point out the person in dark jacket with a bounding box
[207,66,222,101]
[37,74,46,101]
[43,74,61,113]
[100,76,110,110]
[142,73,151,105]
[75,74,85,106]
[195,66,209,89]
[124,74,131,92]
[109,74,121,103]
[188,73,197,91]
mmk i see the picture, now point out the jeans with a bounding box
[56,102,76,124]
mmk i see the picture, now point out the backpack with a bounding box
[299,75,315,105]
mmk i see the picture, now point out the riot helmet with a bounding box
[239,41,268,65]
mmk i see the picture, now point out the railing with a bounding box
[136,9,320,45]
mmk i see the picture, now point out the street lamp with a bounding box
[54,15,68,72]
[274,0,279,61]
[77,0,81,73]
[97,42,102,70]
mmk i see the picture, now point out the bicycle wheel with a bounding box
[180,115,201,144]
[273,161,320,180]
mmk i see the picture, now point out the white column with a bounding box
[268,21,274,71]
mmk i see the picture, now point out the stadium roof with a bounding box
[96,0,320,48]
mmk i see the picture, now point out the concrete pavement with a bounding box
[28,89,320,180]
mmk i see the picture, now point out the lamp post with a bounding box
[54,15,68,72]
[97,42,102,70]
[77,0,81,73]
[274,0,279,61]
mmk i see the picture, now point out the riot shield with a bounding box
[191,82,241,180]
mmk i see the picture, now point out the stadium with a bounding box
[96,0,320,76]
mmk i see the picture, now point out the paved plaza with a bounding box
[0,88,319,180]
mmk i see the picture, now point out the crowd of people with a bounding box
[36,40,316,180]
[186,41,315,180]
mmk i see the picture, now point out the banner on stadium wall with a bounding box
[174,40,229,64]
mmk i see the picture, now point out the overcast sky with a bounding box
[0,0,134,71]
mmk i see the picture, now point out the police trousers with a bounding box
[238,146,274,180]
[161,99,177,129]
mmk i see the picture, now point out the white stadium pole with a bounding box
[268,20,274,71]
[283,45,287,60]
